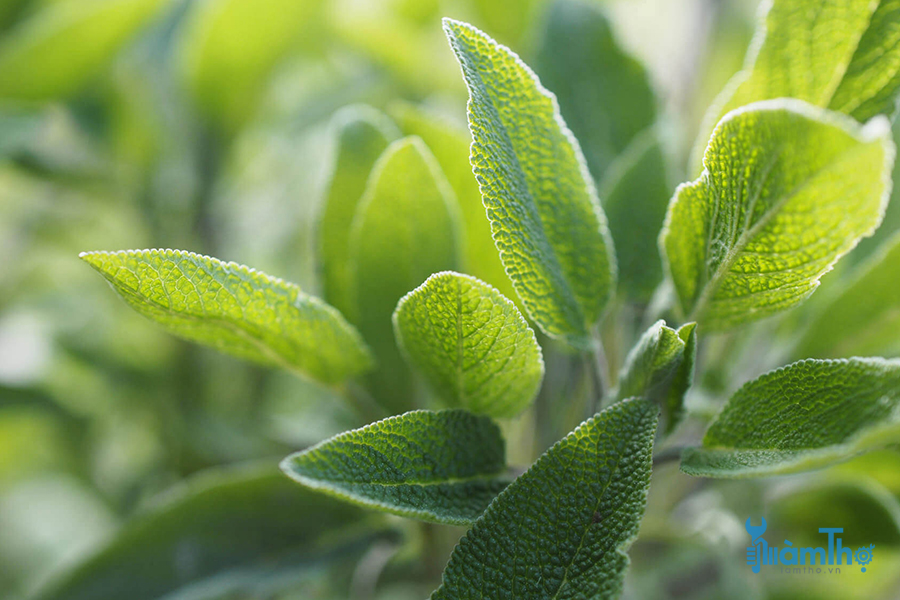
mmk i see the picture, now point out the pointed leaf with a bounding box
[430,398,657,599]
[33,466,392,600]
[795,232,900,359]
[80,249,373,385]
[661,100,894,331]
[444,19,615,348]
[281,409,508,526]
[681,358,900,478]
[393,272,543,418]
[349,137,461,411]
[318,105,399,321]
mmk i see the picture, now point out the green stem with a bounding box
[585,338,610,417]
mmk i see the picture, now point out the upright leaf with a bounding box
[795,232,900,359]
[681,358,900,478]
[431,398,658,600]
[694,0,900,169]
[33,466,392,600]
[393,272,543,418]
[318,105,399,321]
[444,19,615,348]
[80,249,373,385]
[661,100,894,331]
[281,409,509,525]
[349,137,461,411]
[614,321,697,434]
[0,0,166,100]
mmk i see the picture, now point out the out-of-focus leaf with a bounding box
[444,19,615,348]
[388,102,515,303]
[613,320,696,434]
[178,0,325,130]
[0,0,166,100]
[430,398,657,599]
[33,465,392,600]
[795,232,900,359]
[80,249,373,386]
[661,100,893,331]
[281,409,508,525]
[469,0,542,46]
[318,105,399,322]
[682,358,900,478]
[349,137,460,412]
[393,272,543,419]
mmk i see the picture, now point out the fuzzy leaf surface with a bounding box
[282,409,508,525]
[81,249,373,385]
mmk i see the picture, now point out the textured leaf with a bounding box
[0,0,165,100]
[533,0,657,181]
[694,0,900,169]
[795,232,900,359]
[388,102,515,303]
[349,137,461,411]
[281,409,509,525]
[318,105,399,321]
[33,465,391,600]
[444,19,615,348]
[393,272,543,418]
[681,358,900,478]
[661,99,894,331]
[80,249,373,385]
[430,398,657,600]
[614,321,696,434]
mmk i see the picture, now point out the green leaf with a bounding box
[0,0,166,100]
[388,102,516,304]
[533,0,657,181]
[681,358,900,478]
[694,0,900,169]
[795,232,900,359]
[281,409,509,525]
[444,19,616,348]
[661,100,894,331]
[613,321,696,435]
[393,272,543,418]
[349,137,461,411]
[80,249,373,386]
[33,465,392,600]
[430,398,658,599]
[318,105,399,322]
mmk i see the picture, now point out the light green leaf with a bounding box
[430,398,657,599]
[694,0,900,169]
[795,232,900,359]
[388,102,516,303]
[349,137,461,411]
[318,105,399,322]
[80,249,373,385]
[534,0,657,181]
[661,99,894,331]
[614,321,696,435]
[393,272,543,418]
[281,409,509,525]
[444,18,616,348]
[32,465,392,600]
[0,0,166,100]
[681,358,900,478]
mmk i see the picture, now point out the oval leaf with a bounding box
[393,272,543,418]
[281,409,508,526]
[682,358,900,478]
[661,99,894,331]
[443,19,615,348]
[430,398,658,599]
[80,249,373,385]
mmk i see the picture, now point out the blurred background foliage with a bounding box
[1,0,899,599]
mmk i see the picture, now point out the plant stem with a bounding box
[585,339,610,417]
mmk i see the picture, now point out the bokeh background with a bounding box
[2,0,899,599]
